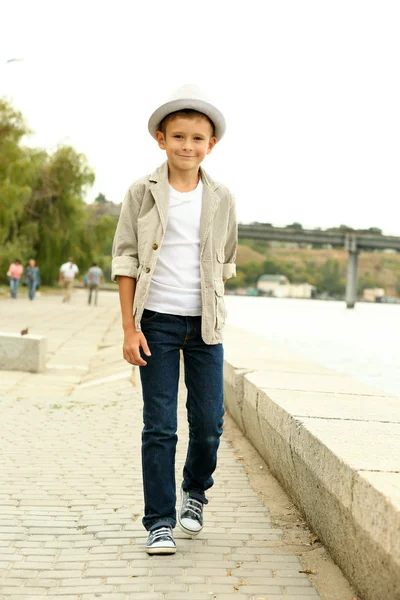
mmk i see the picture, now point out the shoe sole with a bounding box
[177,519,202,536]
[146,546,176,555]
[178,488,203,537]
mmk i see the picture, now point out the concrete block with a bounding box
[0,333,47,373]
[353,471,400,560]
[254,388,400,423]
[293,418,400,474]
[223,361,248,432]
[247,368,392,397]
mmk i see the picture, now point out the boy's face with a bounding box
[156,116,217,173]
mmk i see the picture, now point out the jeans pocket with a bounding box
[141,309,159,324]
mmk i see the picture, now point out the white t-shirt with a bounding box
[144,180,203,316]
[60,262,79,280]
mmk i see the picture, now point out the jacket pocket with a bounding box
[214,279,226,329]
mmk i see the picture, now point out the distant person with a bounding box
[26,259,41,301]
[59,257,79,303]
[7,259,23,299]
[87,263,104,306]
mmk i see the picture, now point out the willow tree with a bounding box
[0,98,116,284]
[0,99,34,266]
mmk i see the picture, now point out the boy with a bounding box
[112,84,237,554]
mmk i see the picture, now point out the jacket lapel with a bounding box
[200,167,221,256]
[149,162,169,233]
[148,162,221,250]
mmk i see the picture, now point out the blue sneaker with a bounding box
[145,526,176,555]
[178,488,207,536]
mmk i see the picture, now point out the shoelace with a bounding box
[185,497,202,518]
[151,527,172,541]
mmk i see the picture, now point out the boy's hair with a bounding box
[158,109,215,137]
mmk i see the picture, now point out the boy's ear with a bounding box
[156,130,166,149]
[207,136,217,155]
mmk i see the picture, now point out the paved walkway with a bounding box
[0,290,321,599]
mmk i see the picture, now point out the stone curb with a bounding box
[223,326,400,600]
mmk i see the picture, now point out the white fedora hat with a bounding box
[148,84,226,141]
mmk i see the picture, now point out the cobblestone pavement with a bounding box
[0,291,322,599]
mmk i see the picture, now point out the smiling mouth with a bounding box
[178,155,195,158]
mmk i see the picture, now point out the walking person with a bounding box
[26,259,41,301]
[87,262,104,306]
[7,259,23,299]
[59,257,79,303]
[112,85,237,554]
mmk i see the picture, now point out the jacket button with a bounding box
[152,242,159,250]
[145,267,151,273]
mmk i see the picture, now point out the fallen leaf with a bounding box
[311,535,320,544]
[226,568,232,576]
[299,568,316,574]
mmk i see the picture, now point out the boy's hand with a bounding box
[123,328,151,366]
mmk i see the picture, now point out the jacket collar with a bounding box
[148,162,221,252]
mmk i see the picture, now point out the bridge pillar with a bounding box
[345,234,358,309]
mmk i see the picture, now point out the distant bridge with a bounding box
[238,224,400,308]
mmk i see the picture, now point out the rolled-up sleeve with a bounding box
[111,186,140,282]
[223,194,238,279]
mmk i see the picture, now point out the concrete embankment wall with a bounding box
[223,326,400,600]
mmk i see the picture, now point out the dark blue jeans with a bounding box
[139,310,224,531]
[28,279,38,300]
[9,278,20,299]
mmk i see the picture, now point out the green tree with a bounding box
[316,259,345,297]
[225,270,246,289]
[0,97,114,285]
[241,260,265,286]
[0,99,36,272]
[287,222,303,230]
[94,192,108,205]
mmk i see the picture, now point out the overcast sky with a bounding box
[1,0,399,234]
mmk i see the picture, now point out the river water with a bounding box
[224,295,400,397]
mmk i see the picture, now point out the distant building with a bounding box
[363,288,385,302]
[257,274,289,298]
[257,274,316,299]
[290,282,317,299]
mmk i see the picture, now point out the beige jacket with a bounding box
[111,161,237,344]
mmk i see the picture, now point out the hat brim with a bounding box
[148,98,226,141]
